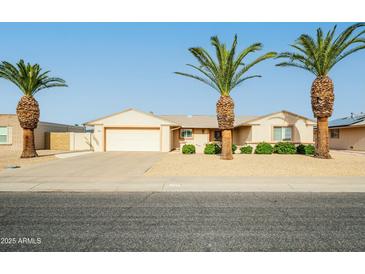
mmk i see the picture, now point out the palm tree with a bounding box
[0,60,67,158]
[276,23,365,159]
[175,35,276,160]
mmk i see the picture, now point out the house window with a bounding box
[273,127,292,141]
[330,129,340,139]
[0,127,9,144]
[214,130,222,141]
[180,128,193,138]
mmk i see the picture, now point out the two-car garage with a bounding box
[105,128,160,152]
[86,109,176,152]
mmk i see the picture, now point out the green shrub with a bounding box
[240,145,253,154]
[296,144,306,154]
[182,144,196,154]
[297,144,315,155]
[204,143,221,154]
[232,144,237,154]
[204,144,215,155]
[273,142,296,154]
[255,142,273,154]
[305,144,315,155]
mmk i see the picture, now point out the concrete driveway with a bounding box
[1,151,365,193]
[0,152,164,180]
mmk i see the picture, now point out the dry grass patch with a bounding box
[146,151,365,176]
[0,150,60,171]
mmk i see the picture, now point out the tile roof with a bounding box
[159,115,258,128]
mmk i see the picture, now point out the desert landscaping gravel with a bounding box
[0,150,57,171]
[146,150,365,176]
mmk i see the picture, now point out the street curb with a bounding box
[0,176,364,192]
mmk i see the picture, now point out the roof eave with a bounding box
[84,108,178,126]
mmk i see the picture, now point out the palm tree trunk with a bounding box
[221,129,233,160]
[315,117,331,159]
[311,76,334,160]
[21,128,38,158]
[217,95,234,160]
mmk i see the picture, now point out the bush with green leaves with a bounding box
[232,144,237,154]
[254,142,273,154]
[273,142,296,154]
[240,145,253,154]
[204,143,221,154]
[182,144,196,154]
[305,144,315,155]
[296,144,315,155]
[296,144,306,154]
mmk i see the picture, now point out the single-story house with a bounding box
[328,112,365,151]
[85,108,315,153]
[0,114,85,152]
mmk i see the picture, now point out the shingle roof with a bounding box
[159,115,258,128]
[84,108,314,128]
[329,113,365,128]
[85,108,178,125]
[0,114,83,128]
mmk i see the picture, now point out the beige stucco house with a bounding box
[328,113,365,151]
[0,114,85,152]
[85,108,315,153]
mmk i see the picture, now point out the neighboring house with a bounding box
[0,114,85,152]
[85,108,315,153]
[328,112,365,151]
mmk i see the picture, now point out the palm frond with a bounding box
[174,72,219,91]
[332,23,365,49]
[210,36,225,70]
[331,44,365,69]
[186,64,220,89]
[0,60,67,96]
[276,23,365,76]
[176,35,275,96]
[233,52,276,87]
[233,75,262,88]
[188,47,220,79]
[233,43,262,71]
[276,61,316,74]
[223,35,238,92]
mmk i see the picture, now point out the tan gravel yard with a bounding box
[0,150,59,171]
[145,150,365,176]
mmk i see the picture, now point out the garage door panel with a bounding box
[106,128,160,151]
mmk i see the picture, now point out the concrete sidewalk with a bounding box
[0,176,364,192]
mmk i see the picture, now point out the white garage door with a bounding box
[105,128,160,151]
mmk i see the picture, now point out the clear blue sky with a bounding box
[0,23,364,125]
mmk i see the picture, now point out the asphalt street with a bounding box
[0,192,364,251]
